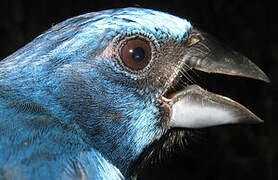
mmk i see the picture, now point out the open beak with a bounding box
[167,29,270,129]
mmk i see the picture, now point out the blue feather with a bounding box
[0,8,192,179]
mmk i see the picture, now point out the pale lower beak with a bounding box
[169,85,262,128]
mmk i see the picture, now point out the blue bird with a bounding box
[0,8,269,180]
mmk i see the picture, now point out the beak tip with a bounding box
[256,118,264,123]
[264,76,271,83]
[245,115,264,124]
[255,69,271,83]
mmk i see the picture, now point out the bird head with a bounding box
[0,8,269,179]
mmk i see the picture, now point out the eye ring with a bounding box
[117,36,153,72]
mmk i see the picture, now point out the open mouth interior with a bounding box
[163,70,195,99]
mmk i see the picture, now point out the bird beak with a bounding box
[168,29,270,129]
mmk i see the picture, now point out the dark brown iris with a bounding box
[120,38,151,70]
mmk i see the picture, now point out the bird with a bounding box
[0,7,269,180]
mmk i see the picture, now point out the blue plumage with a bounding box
[0,8,191,179]
[0,7,268,180]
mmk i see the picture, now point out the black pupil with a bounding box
[131,47,145,61]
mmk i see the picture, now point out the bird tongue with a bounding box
[168,85,262,128]
[167,29,270,128]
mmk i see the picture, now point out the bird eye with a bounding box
[120,38,151,70]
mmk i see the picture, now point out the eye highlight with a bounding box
[120,38,151,71]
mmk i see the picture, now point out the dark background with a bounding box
[0,0,276,179]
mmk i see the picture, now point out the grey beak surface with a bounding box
[168,29,269,129]
[184,29,270,82]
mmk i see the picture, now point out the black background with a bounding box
[0,0,276,179]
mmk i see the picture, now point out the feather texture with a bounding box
[0,8,192,179]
